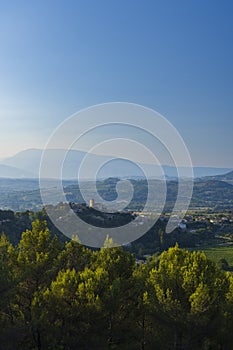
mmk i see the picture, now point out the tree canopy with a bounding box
[1,221,233,349]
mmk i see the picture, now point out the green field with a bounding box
[202,246,233,267]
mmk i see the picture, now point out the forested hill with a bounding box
[0,209,67,245]
[0,177,233,212]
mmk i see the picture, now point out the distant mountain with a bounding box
[0,148,231,179]
[160,165,231,178]
[0,164,34,178]
[0,149,167,179]
[192,167,232,178]
[209,170,233,181]
[1,148,110,179]
[1,149,48,177]
[202,170,233,185]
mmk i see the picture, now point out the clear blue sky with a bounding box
[0,0,232,167]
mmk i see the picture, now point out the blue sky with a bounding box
[0,0,232,167]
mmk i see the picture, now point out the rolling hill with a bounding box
[206,170,233,181]
[0,176,232,212]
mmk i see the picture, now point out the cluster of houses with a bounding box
[68,199,233,235]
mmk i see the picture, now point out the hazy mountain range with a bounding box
[0,148,232,179]
[0,150,232,212]
[203,170,233,183]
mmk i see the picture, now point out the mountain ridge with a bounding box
[0,149,232,179]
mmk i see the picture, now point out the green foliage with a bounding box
[17,219,60,286]
[56,239,92,273]
[146,244,229,349]
[1,222,233,349]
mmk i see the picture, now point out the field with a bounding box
[202,246,233,267]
